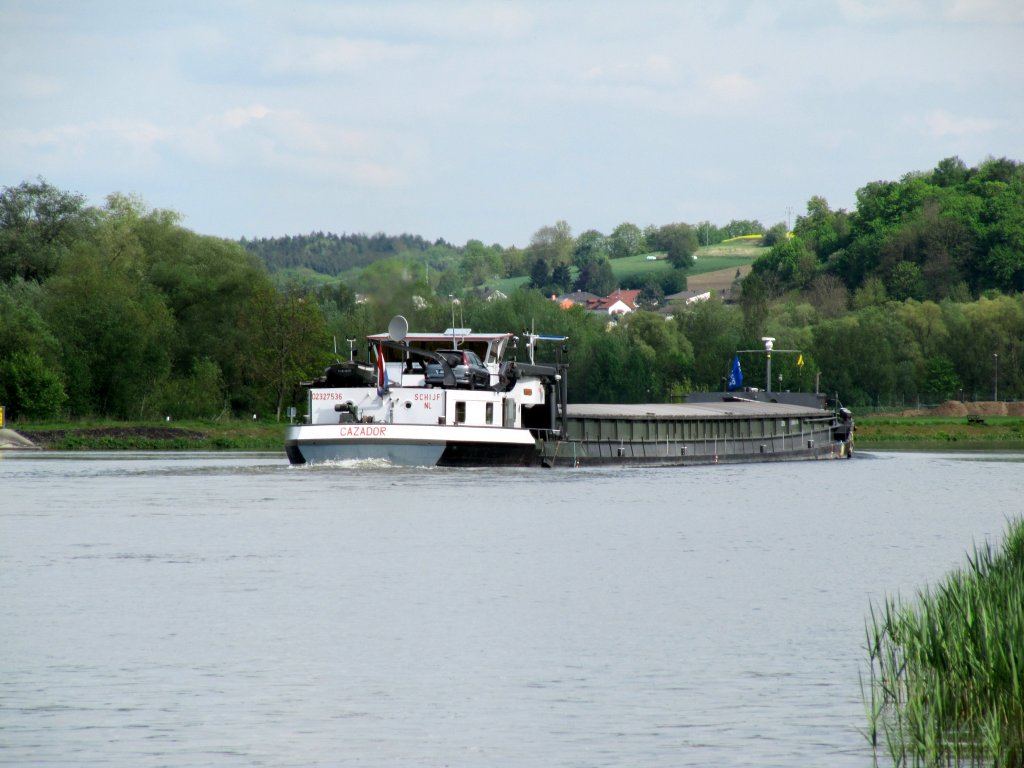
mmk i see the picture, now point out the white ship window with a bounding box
[455,402,466,423]
[485,402,494,424]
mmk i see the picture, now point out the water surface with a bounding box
[2,450,1021,766]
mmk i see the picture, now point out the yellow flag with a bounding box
[797,354,804,368]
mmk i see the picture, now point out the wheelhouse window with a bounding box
[455,402,466,424]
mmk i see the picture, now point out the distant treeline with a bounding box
[241,231,446,276]
[238,218,768,301]
[239,219,771,283]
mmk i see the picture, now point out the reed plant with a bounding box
[865,517,1024,767]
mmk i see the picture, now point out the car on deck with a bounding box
[424,349,490,389]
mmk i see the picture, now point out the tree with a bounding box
[529,258,551,290]
[528,221,574,268]
[921,355,961,401]
[721,219,765,238]
[575,257,615,296]
[617,312,694,401]
[675,299,743,390]
[794,196,849,259]
[242,284,329,420]
[459,240,503,286]
[811,307,919,406]
[637,277,664,309]
[806,274,849,318]
[752,234,814,290]
[137,212,272,408]
[0,278,62,370]
[0,179,95,283]
[932,156,968,188]
[151,357,226,419]
[575,332,637,402]
[762,222,789,246]
[435,266,463,300]
[0,350,67,419]
[573,229,608,269]
[608,223,644,259]
[943,294,1024,401]
[551,263,573,293]
[888,261,926,301]
[647,223,699,269]
[984,243,1024,293]
[42,246,176,417]
[738,271,770,338]
[852,276,888,309]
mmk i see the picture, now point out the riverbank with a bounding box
[855,401,1024,450]
[6,405,1024,453]
[9,419,285,452]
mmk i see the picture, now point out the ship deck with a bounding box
[564,400,829,420]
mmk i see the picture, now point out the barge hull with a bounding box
[539,439,848,468]
[540,399,852,468]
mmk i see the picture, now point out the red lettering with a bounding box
[339,425,388,438]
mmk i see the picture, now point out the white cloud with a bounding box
[9,119,167,155]
[924,109,999,137]
[704,73,758,105]
[8,74,64,100]
[266,36,424,77]
[946,0,1024,23]
[173,105,420,188]
[837,0,931,23]
[220,105,272,130]
[311,1,536,44]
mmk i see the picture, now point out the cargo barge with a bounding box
[284,317,853,467]
[540,397,852,467]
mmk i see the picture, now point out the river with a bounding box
[1,450,1021,767]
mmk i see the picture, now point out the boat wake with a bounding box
[290,457,422,471]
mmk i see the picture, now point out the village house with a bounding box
[552,291,599,310]
[588,289,642,316]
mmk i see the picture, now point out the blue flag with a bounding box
[727,354,743,391]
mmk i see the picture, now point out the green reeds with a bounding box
[865,517,1024,767]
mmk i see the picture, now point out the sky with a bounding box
[2,0,1022,248]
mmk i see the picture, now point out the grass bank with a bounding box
[865,517,1024,767]
[14,419,285,452]
[10,411,1024,453]
[855,415,1024,451]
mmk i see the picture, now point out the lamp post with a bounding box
[762,337,775,392]
[993,353,999,402]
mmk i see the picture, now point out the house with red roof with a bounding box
[588,289,641,316]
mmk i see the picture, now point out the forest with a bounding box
[0,155,1021,423]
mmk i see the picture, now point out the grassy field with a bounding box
[854,415,1024,450]
[490,241,764,295]
[13,419,285,452]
